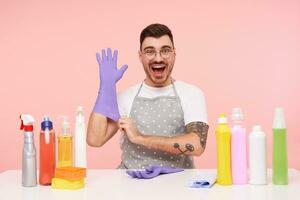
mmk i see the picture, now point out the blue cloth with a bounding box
[187,173,217,188]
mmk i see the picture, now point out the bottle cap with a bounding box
[273,107,286,129]
[77,106,83,112]
[232,107,244,122]
[76,106,84,124]
[20,114,34,132]
[252,125,262,132]
[218,113,227,124]
[59,116,70,135]
[41,116,53,131]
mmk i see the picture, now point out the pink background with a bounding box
[1,0,299,172]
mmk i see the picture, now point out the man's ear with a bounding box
[138,50,142,62]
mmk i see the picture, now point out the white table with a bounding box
[0,169,299,200]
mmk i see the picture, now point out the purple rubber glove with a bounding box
[126,165,184,179]
[93,48,128,121]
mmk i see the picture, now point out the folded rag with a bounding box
[187,173,217,188]
[126,165,184,179]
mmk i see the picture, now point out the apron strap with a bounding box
[134,82,144,98]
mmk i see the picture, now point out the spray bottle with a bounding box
[249,125,267,185]
[231,108,247,184]
[272,107,288,184]
[19,114,37,187]
[216,113,232,185]
[39,116,56,185]
[75,106,87,168]
[58,116,73,167]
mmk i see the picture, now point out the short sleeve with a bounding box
[117,92,127,117]
[117,83,141,117]
[176,82,208,125]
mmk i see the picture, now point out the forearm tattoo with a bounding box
[173,143,194,154]
[185,121,209,149]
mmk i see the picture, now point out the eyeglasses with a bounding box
[143,48,174,60]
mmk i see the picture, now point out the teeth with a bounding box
[152,65,165,69]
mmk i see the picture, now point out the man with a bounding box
[87,23,209,169]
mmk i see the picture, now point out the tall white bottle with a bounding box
[249,125,267,185]
[75,106,87,167]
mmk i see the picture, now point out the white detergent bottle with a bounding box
[249,125,267,185]
[75,106,87,167]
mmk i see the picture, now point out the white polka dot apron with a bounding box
[118,81,194,169]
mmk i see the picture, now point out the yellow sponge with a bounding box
[55,167,86,181]
[51,178,84,190]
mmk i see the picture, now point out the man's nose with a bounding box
[153,52,163,62]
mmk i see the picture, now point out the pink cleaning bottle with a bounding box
[231,108,247,184]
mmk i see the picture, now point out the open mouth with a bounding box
[152,66,166,72]
[150,64,166,77]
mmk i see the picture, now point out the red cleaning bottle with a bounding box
[39,116,56,185]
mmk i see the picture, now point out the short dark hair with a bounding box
[140,23,174,50]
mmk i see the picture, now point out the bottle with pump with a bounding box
[75,106,87,168]
[272,107,288,184]
[231,108,247,184]
[58,116,73,167]
[249,125,267,185]
[216,113,232,185]
[19,114,37,187]
[39,116,56,185]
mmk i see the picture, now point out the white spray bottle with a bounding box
[19,114,37,187]
[75,106,87,168]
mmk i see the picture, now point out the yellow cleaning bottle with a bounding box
[58,116,73,167]
[216,113,232,185]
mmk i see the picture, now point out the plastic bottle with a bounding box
[19,114,37,187]
[249,125,267,185]
[216,113,232,185]
[231,108,247,184]
[39,116,56,185]
[272,107,288,184]
[58,116,73,167]
[75,106,87,168]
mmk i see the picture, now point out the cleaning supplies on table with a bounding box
[58,116,73,167]
[249,125,267,185]
[39,116,56,185]
[272,107,288,185]
[126,166,184,179]
[216,113,232,185]
[19,114,37,187]
[51,167,86,190]
[75,106,87,168]
[231,108,247,184]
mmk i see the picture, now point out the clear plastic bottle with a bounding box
[58,116,73,167]
[39,116,56,185]
[216,113,232,185]
[249,125,267,185]
[231,108,247,184]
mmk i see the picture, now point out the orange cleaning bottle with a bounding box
[39,116,56,185]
